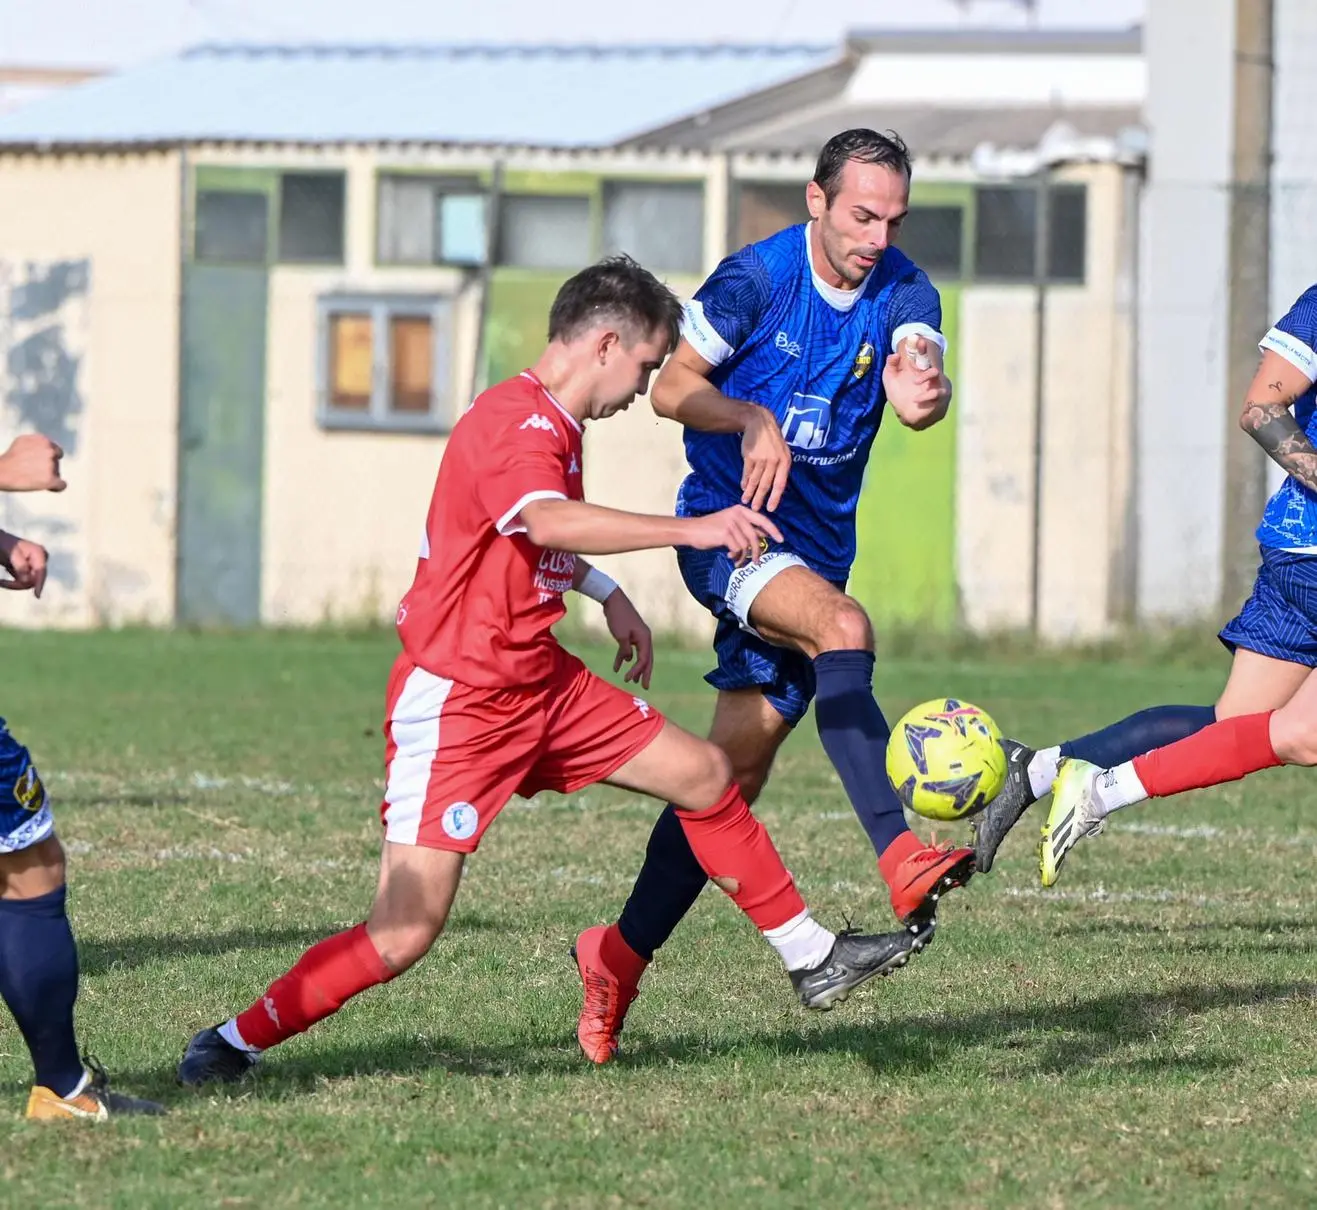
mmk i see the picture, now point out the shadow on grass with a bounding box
[116,976,1312,1108]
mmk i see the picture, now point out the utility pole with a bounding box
[1221,0,1274,611]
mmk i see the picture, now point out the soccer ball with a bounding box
[886,698,1007,822]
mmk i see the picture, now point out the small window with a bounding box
[972,183,1087,284]
[377,174,488,266]
[279,172,346,264]
[731,181,809,249]
[319,296,452,432]
[195,190,269,264]
[496,195,592,269]
[896,205,965,279]
[603,181,704,274]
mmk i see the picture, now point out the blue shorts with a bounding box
[0,717,53,855]
[676,544,845,726]
[1219,545,1317,666]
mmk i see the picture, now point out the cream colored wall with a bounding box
[956,162,1136,640]
[0,151,181,628]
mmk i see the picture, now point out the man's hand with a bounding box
[0,434,66,493]
[0,532,49,598]
[883,336,951,430]
[740,405,792,513]
[603,590,654,690]
[683,505,783,567]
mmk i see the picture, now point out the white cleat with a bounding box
[1039,760,1107,887]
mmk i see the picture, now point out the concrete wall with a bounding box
[0,150,182,627]
[956,161,1136,639]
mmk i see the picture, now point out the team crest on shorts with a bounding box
[851,342,875,380]
[441,801,479,841]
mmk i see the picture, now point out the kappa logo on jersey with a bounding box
[568,453,580,475]
[519,414,558,435]
[852,341,876,380]
[781,392,832,451]
[775,330,802,358]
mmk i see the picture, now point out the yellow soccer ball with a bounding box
[886,698,1007,822]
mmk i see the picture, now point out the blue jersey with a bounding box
[1256,283,1317,550]
[675,223,944,580]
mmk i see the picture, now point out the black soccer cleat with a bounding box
[177,1026,260,1087]
[970,737,1038,875]
[791,918,936,1011]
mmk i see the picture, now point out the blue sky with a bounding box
[2,0,1144,69]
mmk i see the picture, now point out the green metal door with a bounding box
[177,262,268,625]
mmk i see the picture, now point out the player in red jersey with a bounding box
[178,256,932,1086]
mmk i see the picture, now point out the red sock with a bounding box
[1132,711,1281,798]
[234,923,395,1051]
[674,784,805,932]
[876,830,923,887]
[600,923,647,986]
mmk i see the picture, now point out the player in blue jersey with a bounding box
[571,129,980,1065]
[970,283,1317,883]
[0,433,161,1119]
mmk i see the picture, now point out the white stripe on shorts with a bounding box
[382,666,455,846]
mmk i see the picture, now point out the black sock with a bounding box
[616,804,708,961]
[0,884,83,1096]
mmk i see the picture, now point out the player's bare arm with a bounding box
[518,497,782,565]
[0,530,48,598]
[0,434,66,493]
[1239,348,1317,494]
[882,334,952,431]
[573,559,655,689]
[652,341,792,514]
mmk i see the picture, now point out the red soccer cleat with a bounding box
[886,840,976,924]
[571,924,643,1065]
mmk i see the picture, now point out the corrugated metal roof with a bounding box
[0,42,840,149]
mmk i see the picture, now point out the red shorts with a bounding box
[379,648,666,852]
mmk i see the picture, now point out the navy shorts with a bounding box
[0,716,53,854]
[676,544,845,726]
[1219,545,1317,666]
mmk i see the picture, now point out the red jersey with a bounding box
[396,371,585,688]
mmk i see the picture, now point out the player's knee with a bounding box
[368,918,445,974]
[690,742,734,806]
[1269,710,1317,766]
[814,600,873,656]
[729,755,773,804]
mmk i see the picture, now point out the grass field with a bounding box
[3,627,1317,1208]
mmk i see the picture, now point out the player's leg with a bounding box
[745,564,974,923]
[602,721,929,1006]
[574,689,789,1063]
[976,554,1313,872]
[0,721,162,1120]
[179,663,538,1085]
[1039,548,1317,883]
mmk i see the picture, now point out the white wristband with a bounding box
[579,567,619,603]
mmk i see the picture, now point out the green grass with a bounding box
[3,628,1317,1208]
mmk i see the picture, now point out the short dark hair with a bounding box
[547,254,683,350]
[812,128,912,205]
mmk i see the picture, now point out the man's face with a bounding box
[591,324,671,419]
[807,158,911,287]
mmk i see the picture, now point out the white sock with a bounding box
[763,909,835,972]
[1028,746,1062,799]
[219,1017,261,1054]
[1090,761,1149,819]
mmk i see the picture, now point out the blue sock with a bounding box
[616,804,707,962]
[813,649,909,857]
[1060,704,1217,768]
[0,885,84,1097]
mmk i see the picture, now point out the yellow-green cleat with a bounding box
[1039,759,1106,887]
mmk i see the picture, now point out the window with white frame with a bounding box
[318,295,453,432]
[377,174,489,266]
[602,180,704,274]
